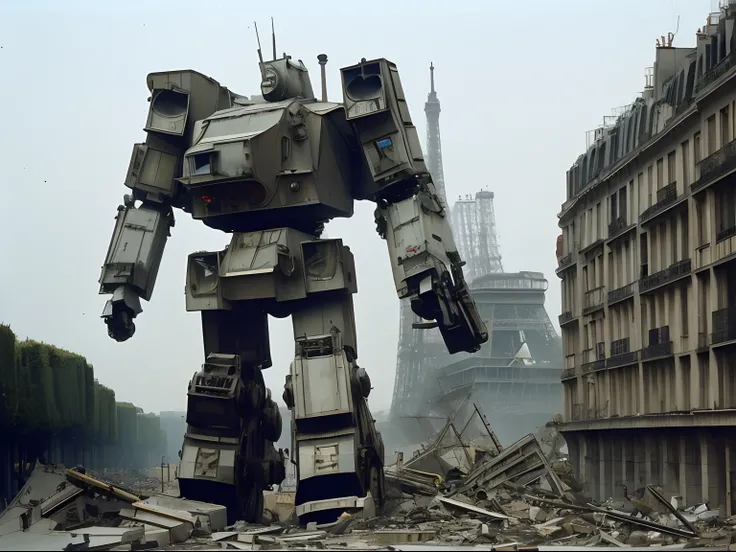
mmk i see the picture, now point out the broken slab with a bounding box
[0,463,69,531]
[374,529,437,544]
[137,495,226,532]
[0,529,88,551]
[436,496,509,520]
[119,505,194,544]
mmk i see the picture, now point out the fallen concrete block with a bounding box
[0,529,88,551]
[119,506,193,544]
[142,525,171,548]
[138,495,227,532]
[77,525,145,544]
[374,530,437,544]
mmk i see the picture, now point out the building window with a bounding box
[670,220,678,265]
[681,286,689,337]
[715,186,736,241]
[707,114,717,155]
[696,197,707,246]
[647,165,654,207]
[620,185,628,222]
[694,131,702,180]
[721,105,731,147]
[667,150,677,185]
[682,210,689,259]
[656,158,664,190]
[610,192,617,222]
[640,232,649,278]
[681,139,690,186]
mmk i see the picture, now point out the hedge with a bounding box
[0,324,164,461]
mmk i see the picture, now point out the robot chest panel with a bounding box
[182,100,354,228]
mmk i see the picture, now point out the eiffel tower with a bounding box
[390,63,452,419]
[388,65,563,446]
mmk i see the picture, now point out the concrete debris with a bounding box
[3,419,736,550]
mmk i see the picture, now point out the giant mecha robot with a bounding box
[97,46,488,524]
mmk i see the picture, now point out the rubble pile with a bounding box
[2,409,736,550]
[86,466,178,497]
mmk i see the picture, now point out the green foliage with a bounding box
[116,402,138,447]
[0,325,18,427]
[48,347,88,428]
[17,340,60,432]
[137,413,161,450]
[2,323,160,466]
[93,381,117,443]
[84,364,95,429]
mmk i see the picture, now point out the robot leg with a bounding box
[282,293,385,525]
[178,307,285,524]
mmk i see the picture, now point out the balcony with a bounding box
[640,181,679,224]
[572,403,583,422]
[639,259,691,294]
[561,368,575,381]
[695,52,734,93]
[641,325,673,361]
[606,337,638,368]
[641,341,673,360]
[711,306,736,346]
[716,224,736,244]
[608,282,635,305]
[579,238,605,255]
[583,286,606,315]
[606,351,639,368]
[559,311,577,326]
[582,344,605,373]
[693,137,736,193]
[608,215,634,241]
[556,251,577,275]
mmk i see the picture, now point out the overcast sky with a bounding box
[0,0,714,415]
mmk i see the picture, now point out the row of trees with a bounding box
[0,324,168,507]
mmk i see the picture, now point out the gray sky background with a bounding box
[0,0,713,415]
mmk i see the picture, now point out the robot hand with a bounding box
[410,257,488,355]
[101,286,142,342]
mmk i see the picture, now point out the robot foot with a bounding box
[178,355,286,524]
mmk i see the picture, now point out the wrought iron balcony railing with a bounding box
[695,137,736,191]
[608,283,635,304]
[641,341,673,360]
[608,216,629,239]
[640,181,678,222]
[695,52,735,93]
[639,259,691,293]
[716,224,736,244]
[606,351,639,368]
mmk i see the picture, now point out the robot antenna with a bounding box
[271,17,277,61]
[254,21,265,77]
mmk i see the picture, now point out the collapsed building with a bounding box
[557,1,736,514]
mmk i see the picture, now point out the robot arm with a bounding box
[99,197,174,341]
[99,70,232,341]
[339,58,488,354]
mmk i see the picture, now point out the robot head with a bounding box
[260,56,315,102]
